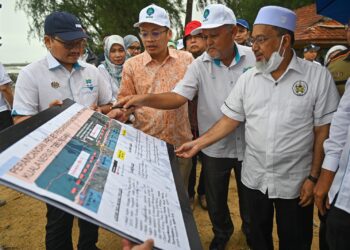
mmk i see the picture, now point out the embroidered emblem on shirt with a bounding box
[85,79,93,90]
[292,80,308,96]
[51,81,60,89]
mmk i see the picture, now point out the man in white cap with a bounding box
[174,5,340,250]
[115,4,255,249]
[108,4,194,189]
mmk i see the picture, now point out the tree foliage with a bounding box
[223,0,314,30]
[16,0,185,51]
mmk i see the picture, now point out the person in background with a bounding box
[176,38,184,50]
[0,62,14,208]
[175,6,339,250]
[327,23,350,96]
[303,43,321,64]
[235,19,251,46]
[324,45,347,66]
[182,20,207,211]
[12,11,115,250]
[167,39,177,49]
[98,35,126,99]
[124,35,141,58]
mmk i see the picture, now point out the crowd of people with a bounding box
[0,2,349,250]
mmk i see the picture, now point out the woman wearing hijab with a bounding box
[124,35,141,58]
[98,35,126,99]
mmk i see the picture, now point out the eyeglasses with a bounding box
[52,37,86,50]
[128,45,141,51]
[139,29,168,40]
[250,35,277,46]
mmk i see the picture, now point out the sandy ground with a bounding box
[0,165,320,250]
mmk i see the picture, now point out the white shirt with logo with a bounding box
[222,53,340,198]
[173,43,255,159]
[0,63,12,112]
[13,53,113,116]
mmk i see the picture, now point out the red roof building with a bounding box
[294,4,347,49]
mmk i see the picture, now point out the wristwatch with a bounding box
[307,175,318,184]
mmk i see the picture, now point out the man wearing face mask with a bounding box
[175,6,340,250]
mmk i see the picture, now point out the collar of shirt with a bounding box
[253,50,303,79]
[141,48,179,66]
[202,42,244,68]
[46,52,84,71]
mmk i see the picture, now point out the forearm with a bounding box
[0,85,14,107]
[142,92,188,110]
[311,124,330,177]
[196,115,240,150]
[13,115,31,124]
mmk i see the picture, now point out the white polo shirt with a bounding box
[222,52,340,198]
[0,63,12,112]
[13,53,113,116]
[97,64,118,99]
[173,43,255,159]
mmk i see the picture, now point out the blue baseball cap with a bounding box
[44,11,89,41]
[237,19,250,30]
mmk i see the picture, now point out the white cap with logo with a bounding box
[191,4,236,35]
[134,4,171,28]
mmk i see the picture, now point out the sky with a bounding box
[0,0,47,64]
[0,1,202,65]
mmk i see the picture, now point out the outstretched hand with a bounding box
[116,95,148,109]
[175,141,200,159]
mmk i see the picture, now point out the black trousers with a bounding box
[243,185,313,250]
[326,205,350,250]
[201,153,251,243]
[0,110,13,132]
[188,152,205,198]
[46,204,99,250]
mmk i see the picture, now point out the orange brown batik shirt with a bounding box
[118,49,193,146]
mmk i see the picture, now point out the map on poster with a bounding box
[0,103,191,250]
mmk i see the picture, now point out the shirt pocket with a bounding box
[78,86,98,107]
[286,98,313,125]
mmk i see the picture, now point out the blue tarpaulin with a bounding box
[316,0,349,24]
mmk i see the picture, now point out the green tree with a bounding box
[223,0,314,29]
[17,0,185,52]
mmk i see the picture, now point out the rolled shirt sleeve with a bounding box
[221,75,245,122]
[172,62,199,101]
[12,68,40,116]
[314,69,340,126]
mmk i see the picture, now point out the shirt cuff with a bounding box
[322,155,339,172]
[220,103,245,122]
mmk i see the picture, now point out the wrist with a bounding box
[307,174,318,184]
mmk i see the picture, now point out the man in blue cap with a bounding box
[175,5,340,250]
[235,19,251,46]
[12,11,115,249]
[303,43,321,65]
